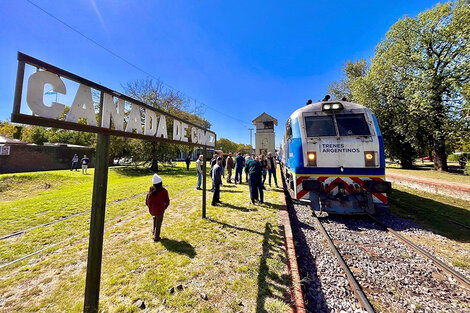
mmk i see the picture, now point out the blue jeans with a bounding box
[235,167,243,183]
[197,172,202,189]
[268,168,278,186]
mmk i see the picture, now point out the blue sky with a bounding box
[0,0,440,147]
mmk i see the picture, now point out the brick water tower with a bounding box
[252,112,278,156]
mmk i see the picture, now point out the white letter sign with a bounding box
[66,84,97,126]
[26,71,66,119]
[14,53,216,148]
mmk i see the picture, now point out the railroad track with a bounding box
[280,164,470,312]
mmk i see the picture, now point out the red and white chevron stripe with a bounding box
[295,175,387,204]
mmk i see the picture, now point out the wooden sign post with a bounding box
[11,52,216,313]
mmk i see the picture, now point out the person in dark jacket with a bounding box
[185,155,191,171]
[234,152,245,184]
[71,154,79,171]
[259,154,268,190]
[211,157,223,205]
[226,152,235,183]
[267,152,278,187]
[209,153,218,191]
[245,156,263,204]
[145,174,170,242]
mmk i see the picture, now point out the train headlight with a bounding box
[364,151,376,167]
[307,152,317,166]
[322,102,343,111]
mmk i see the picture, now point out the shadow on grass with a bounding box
[389,189,470,242]
[160,238,196,258]
[221,189,243,194]
[111,167,154,177]
[206,217,263,235]
[256,222,291,313]
[222,202,258,212]
[112,165,196,177]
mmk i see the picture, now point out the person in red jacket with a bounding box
[146,173,170,242]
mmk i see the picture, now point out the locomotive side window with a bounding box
[305,116,336,137]
[336,114,371,136]
[285,118,292,139]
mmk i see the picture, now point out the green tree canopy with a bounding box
[335,0,469,170]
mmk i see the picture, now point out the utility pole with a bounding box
[248,128,254,153]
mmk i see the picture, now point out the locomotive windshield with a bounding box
[305,116,336,137]
[304,114,371,137]
[336,114,370,136]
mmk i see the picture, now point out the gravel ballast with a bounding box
[289,203,470,313]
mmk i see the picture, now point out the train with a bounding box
[280,98,391,214]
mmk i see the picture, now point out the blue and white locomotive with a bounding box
[280,98,391,214]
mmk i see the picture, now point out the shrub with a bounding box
[464,164,470,176]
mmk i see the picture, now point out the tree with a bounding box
[217,138,238,153]
[352,1,469,171]
[123,79,211,171]
[378,1,468,171]
[0,121,19,138]
[328,59,368,101]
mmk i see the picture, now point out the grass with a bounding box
[386,162,470,185]
[389,184,470,270]
[0,163,291,312]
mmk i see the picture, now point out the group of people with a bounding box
[145,151,279,242]
[71,154,90,174]
[196,151,279,206]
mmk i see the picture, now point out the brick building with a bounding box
[0,136,95,174]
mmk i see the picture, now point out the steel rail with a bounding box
[312,213,376,313]
[367,214,470,290]
[279,163,376,313]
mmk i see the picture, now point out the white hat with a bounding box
[152,174,162,184]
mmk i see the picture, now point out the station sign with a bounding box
[11,52,216,148]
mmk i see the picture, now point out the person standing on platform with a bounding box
[259,154,268,190]
[226,152,234,183]
[209,153,217,192]
[195,154,204,190]
[211,157,223,206]
[245,155,251,183]
[234,152,245,184]
[71,154,79,171]
[267,152,279,188]
[81,154,90,174]
[146,174,170,242]
[245,156,263,205]
[221,155,226,179]
[185,155,191,171]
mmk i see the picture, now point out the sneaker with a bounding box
[153,237,161,242]
[196,187,202,190]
